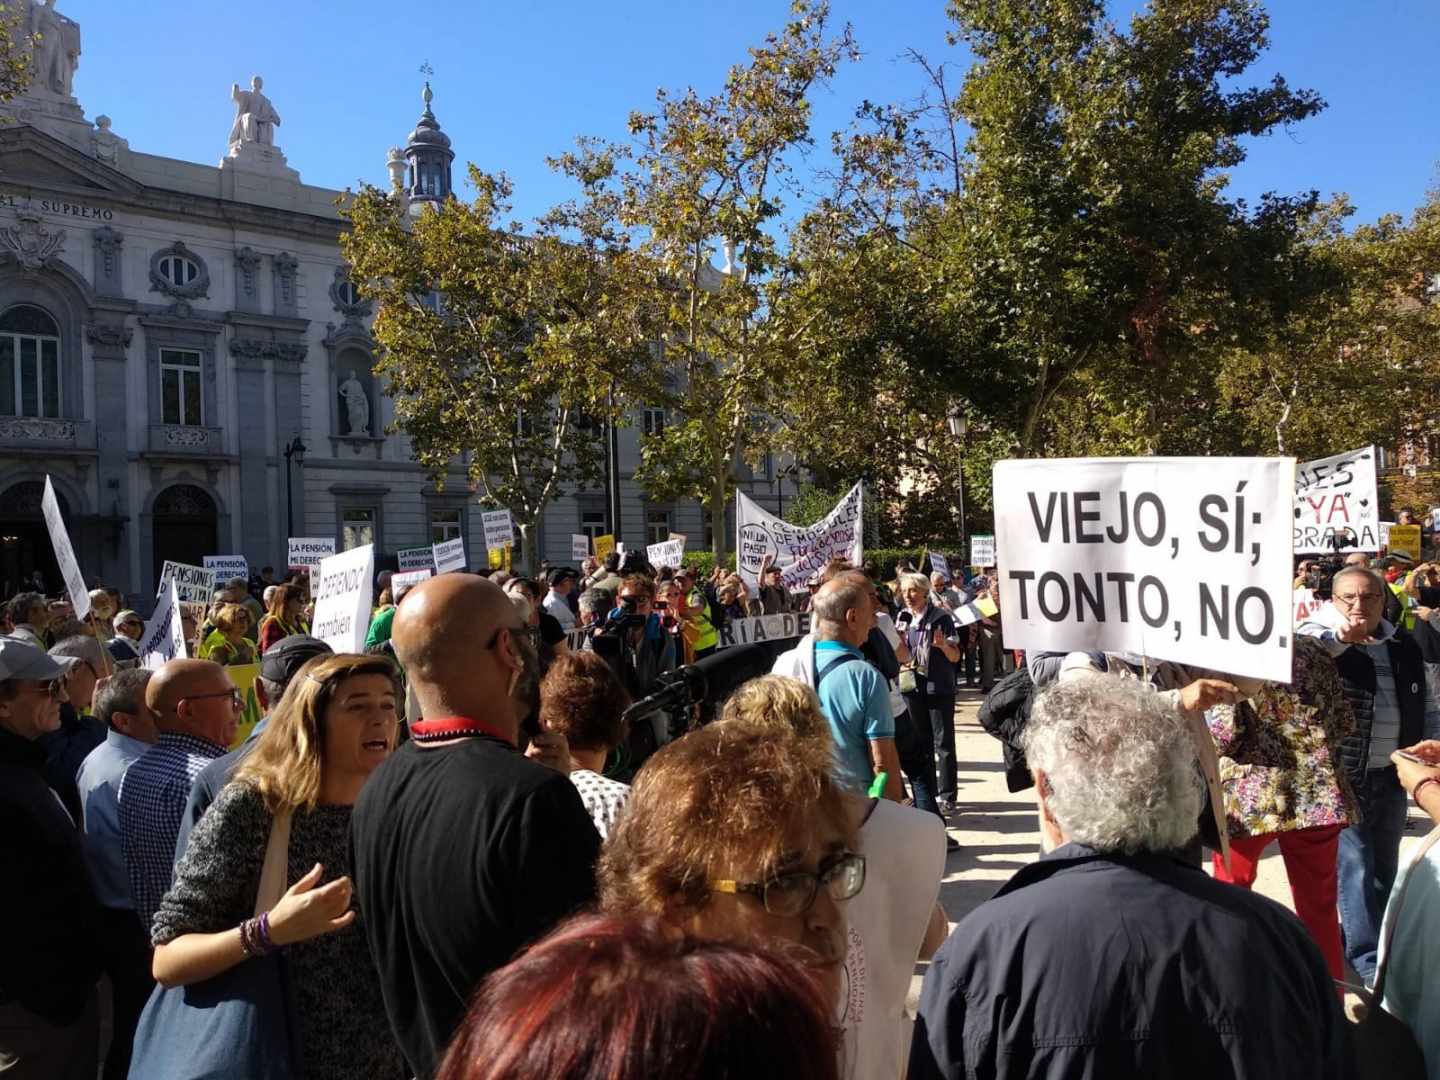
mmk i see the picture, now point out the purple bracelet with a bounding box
[257,911,275,953]
[238,917,259,958]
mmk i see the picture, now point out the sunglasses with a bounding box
[14,676,68,699]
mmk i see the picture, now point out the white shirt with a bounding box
[542,590,577,631]
[567,769,630,840]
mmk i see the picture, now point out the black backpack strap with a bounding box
[815,652,863,691]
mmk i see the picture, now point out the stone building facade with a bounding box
[0,4,796,604]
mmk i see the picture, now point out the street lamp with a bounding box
[283,436,307,537]
[946,407,969,554]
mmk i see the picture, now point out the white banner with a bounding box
[140,580,186,669]
[1295,446,1379,554]
[735,483,863,592]
[717,611,813,650]
[397,546,435,573]
[392,568,432,592]
[156,561,216,606]
[927,550,951,581]
[433,537,467,574]
[970,534,996,568]
[1293,587,1323,626]
[311,544,374,654]
[1379,521,1394,549]
[571,534,590,560]
[203,555,248,583]
[647,536,686,570]
[288,537,337,570]
[41,476,90,619]
[481,509,514,552]
[993,457,1296,682]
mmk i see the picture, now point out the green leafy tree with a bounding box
[0,3,34,106]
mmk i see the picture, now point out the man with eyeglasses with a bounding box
[1299,563,1440,987]
[117,659,239,932]
[0,636,104,1079]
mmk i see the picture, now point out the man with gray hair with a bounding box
[911,674,1352,1080]
[1298,562,1440,985]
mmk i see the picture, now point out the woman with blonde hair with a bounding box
[135,654,406,1079]
[196,602,255,666]
[257,583,309,655]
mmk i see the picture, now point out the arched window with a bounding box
[0,304,62,418]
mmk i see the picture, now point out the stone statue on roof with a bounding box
[228,75,281,148]
[28,0,81,98]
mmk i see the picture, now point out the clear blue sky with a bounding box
[67,0,1437,228]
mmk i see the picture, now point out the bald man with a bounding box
[350,575,600,1079]
[117,659,238,931]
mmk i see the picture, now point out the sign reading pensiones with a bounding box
[157,561,217,605]
[310,544,374,654]
[993,457,1296,683]
[1294,445,1379,554]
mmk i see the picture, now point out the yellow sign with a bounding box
[594,534,616,561]
[975,596,998,618]
[1390,524,1422,561]
[227,662,263,748]
[486,544,514,571]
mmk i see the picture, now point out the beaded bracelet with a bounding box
[238,917,260,958]
[1414,777,1440,809]
[257,911,275,953]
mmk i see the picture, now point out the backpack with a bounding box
[976,665,1035,793]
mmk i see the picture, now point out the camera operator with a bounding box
[588,575,677,777]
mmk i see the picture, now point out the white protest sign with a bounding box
[397,546,435,573]
[310,544,374,654]
[571,534,590,560]
[647,536,686,570]
[970,534,996,568]
[140,580,186,669]
[1379,521,1394,550]
[481,509,514,553]
[41,475,90,619]
[1293,587,1323,626]
[392,568,432,593]
[927,550,951,582]
[156,561,216,605]
[432,537,467,574]
[993,457,1295,683]
[1294,446,1379,554]
[203,555,248,583]
[717,611,813,650]
[736,483,863,592]
[288,537,337,571]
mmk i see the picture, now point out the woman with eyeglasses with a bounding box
[140,654,406,1080]
[599,680,865,1070]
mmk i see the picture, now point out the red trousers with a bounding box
[1212,823,1344,982]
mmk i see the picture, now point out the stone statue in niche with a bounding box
[28,0,81,98]
[338,370,370,437]
[228,75,281,148]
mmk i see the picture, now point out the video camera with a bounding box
[595,595,648,637]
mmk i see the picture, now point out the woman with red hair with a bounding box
[436,914,839,1080]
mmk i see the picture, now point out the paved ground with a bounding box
[913,687,1435,1010]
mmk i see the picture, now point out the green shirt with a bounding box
[365,606,396,651]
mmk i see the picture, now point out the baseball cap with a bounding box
[0,637,79,681]
[546,567,578,587]
[259,634,333,685]
[115,609,142,627]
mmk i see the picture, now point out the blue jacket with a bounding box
[910,843,1353,1080]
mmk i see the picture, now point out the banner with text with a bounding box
[647,536,686,570]
[41,475,90,619]
[203,555,249,583]
[970,534,996,568]
[481,509,514,553]
[311,544,374,654]
[141,580,186,669]
[288,537,337,571]
[571,534,590,561]
[1389,524,1422,561]
[927,551,951,582]
[432,537,467,574]
[1294,587,1322,626]
[157,561,216,605]
[718,611,813,650]
[392,568,433,593]
[594,534,616,562]
[736,483,864,592]
[1295,446,1379,554]
[994,457,1296,682]
[397,546,435,573]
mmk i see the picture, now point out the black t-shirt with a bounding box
[350,734,600,1079]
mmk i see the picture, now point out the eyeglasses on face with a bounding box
[484,623,537,651]
[1333,591,1384,606]
[180,688,243,710]
[14,676,67,699]
[711,852,866,917]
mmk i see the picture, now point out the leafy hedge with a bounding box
[679,546,962,581]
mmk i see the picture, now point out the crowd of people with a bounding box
[2,542,1439,1078]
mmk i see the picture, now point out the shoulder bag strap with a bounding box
[1370,823,1440,1000]
[815,652,863,691]
[254,807,293,916]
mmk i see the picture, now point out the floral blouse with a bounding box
[1205,636,1360,838]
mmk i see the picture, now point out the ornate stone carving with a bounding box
[230,337,307,363]
[329,266,372,320]
[234,245,261,303]
[92,114,123,164]
[160,426,213,449]
[92,224,122,258]
[0,416,76,442]
[272,251,298,312]
[85,323,132,347]
[149,241,210,300]
[0,211,66,269]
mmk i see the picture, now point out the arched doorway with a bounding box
[151,483,217,585]
[0,480,64,597]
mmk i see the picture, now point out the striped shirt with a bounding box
[118,730,225,932]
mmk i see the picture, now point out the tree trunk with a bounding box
[710,467,729,560]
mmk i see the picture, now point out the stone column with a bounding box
[273,344,306,542]
[229,339,272,563]
[86,314,133,588]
